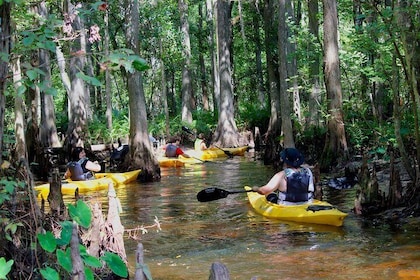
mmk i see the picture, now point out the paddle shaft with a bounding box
[196,187,256,202]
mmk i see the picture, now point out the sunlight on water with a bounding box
[38,156,420,279]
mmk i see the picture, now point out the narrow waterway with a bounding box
[61,156,420,279]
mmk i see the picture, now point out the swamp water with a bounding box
[56,156,420,279]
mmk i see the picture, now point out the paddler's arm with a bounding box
[252,171,286,195]
[85,160,102,172]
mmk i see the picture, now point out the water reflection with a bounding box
[44,157,420,279]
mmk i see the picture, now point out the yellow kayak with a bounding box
[158,157,186,167]
[35,169,141,196]
[158,155,205,167]
[223,146,249,156]
[187,146,248,160]
[245,186,347,227]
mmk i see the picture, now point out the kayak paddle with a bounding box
[182,125,195,136]
[197,187,255,202]
[213,145,233,158]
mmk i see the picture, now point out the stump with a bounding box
[47,167,64,214]
[209,262,230,280]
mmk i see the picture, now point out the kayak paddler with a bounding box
[252,148,315,205]
[64,147,102,181]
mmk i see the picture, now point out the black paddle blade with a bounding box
[197,187,230,202]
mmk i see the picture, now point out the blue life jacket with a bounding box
[165,144,177,157]
[67,158,93,181]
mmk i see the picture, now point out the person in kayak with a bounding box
[64,147,102,181]
[165,137,191,158]
[194,133,208,151]
[252,148,314,205]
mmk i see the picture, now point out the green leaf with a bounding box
[83,254,102,268]
[17,85,26,96]
[80,246,102,268]
[40,267,60,280]
[57,221,73,246]
[85,267,94,280]
[0,179,16,194]
[26,69,44,81]
[132,57,149,71]
[68,200,92,228]
[43,41,57,52]
[0,258,13,279]
[5,222,22,235]
[57,248,72,273]
[75,72,102,87]
[101,252,128,278]
[22,32,35,46]
[37,231,57,253]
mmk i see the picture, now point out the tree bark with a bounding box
[207,0,219,115]
[0,2,11,168]
[214,0,240,147]
[252,2,265,108]
[104,5,113,130]
[124,0,161,181]
[179,0,194,124]
[308,0,321,127]
[11,57,28,163]
[320,0,348,170]
[64,1,89,151]
[279,0,295,148]
[263,0,281,164]
[198,3,210,111]
[38,1,61,149]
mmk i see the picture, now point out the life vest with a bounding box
[278,168,314,203]
[67,158,93,181]
[165,144,177,157]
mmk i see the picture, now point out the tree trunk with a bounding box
[279,0,294,148]
[38,1,61,149]
[179,0,194,124]
[286,0,301,125]
[394,0,420,181]
[124,0,160,182]
[198,3,210,111]
[160,39,170,138]
[252,2,265,108]
[208,0,220,116]
[320,0,348,170]
[213,0,240,147]
[104,5,112,130]
[263,0,281,163]
[0,2,11,168]
[64,1,89,152]
[11,57,28,163]
[308,0,321,127]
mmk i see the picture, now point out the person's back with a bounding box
[67,158,94,181]
[194,133,208,151]
[277,167,313,204]
[65,147,101,181]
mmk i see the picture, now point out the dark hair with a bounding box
[71,147,84,161]
[168,136,180,143]
[280,148,304,168]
